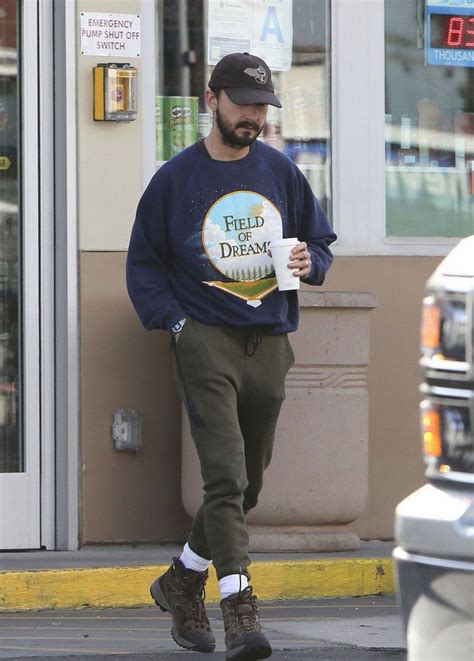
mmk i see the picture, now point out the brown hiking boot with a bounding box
[220,586,272,660]
[150,557,215,653]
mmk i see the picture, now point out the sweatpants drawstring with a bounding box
[244,327,263,357]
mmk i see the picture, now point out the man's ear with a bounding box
[205,88,218,111]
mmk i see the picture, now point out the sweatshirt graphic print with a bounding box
[203,189,283,307]
[126,140,336,334]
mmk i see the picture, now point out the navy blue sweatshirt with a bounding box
[126,140,336,334]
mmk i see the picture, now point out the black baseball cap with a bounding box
[208,52,282,108]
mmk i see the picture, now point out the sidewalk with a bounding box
[0,542,395,612]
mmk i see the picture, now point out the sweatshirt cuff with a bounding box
[301,250,321,285]
[164,305,187,332]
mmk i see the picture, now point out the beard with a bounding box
[215,106,264,148]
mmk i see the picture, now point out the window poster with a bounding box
[208,0,293,71]
[425,0,474,67]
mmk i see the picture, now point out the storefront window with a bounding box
[155,0,331,217]
[385,0,474,238]
[0,0,21,472]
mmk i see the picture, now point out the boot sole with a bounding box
[227,640,272,660]
[150,582,215,654]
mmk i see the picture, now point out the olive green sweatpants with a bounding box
[172,317,294,580]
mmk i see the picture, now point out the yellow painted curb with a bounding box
[0,558,394,612]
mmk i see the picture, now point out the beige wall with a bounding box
[77,0,143,251]
[75,0,441,543]
[80,253,439,542]
[80,252,192,542]
[76,0,191,542]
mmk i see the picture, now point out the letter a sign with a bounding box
[208,0,292,71]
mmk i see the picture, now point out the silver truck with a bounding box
[394,235,474,661]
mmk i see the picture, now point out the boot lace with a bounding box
[233,587,259,632]
[181,571,209,630]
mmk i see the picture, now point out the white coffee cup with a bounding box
[269,237,300,291]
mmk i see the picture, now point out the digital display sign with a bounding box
[426,1,474,67]
[430,13,474,49]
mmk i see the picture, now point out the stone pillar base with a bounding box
[181,293,377,551]
[249,526,360,552]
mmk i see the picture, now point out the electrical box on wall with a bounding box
[112,409,142,451]
[93,63,138,122]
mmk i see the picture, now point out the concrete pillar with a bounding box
[181,291,377,552]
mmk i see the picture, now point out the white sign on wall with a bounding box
[208,0,293,71]
[80,12,141,57]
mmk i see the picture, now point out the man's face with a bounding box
[214,90,268,148]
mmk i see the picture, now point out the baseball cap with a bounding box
[208,52,282,108]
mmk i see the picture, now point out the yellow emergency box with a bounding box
[93,63,137,122]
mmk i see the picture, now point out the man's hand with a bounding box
[288,241,312,279]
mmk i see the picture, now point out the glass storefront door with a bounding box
[0,0,41,549]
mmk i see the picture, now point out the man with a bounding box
[127,52,336,661]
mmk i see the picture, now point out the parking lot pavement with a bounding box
[0,595,406,660]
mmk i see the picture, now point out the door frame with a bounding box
[38,0,80,550]
[49,0,80,550]
[0,0,41,550]
[38,0,55,551]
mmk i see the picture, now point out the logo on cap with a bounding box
[244,66,268,85]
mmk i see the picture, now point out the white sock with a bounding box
[179,543,212,573]
[219,573,249,599]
